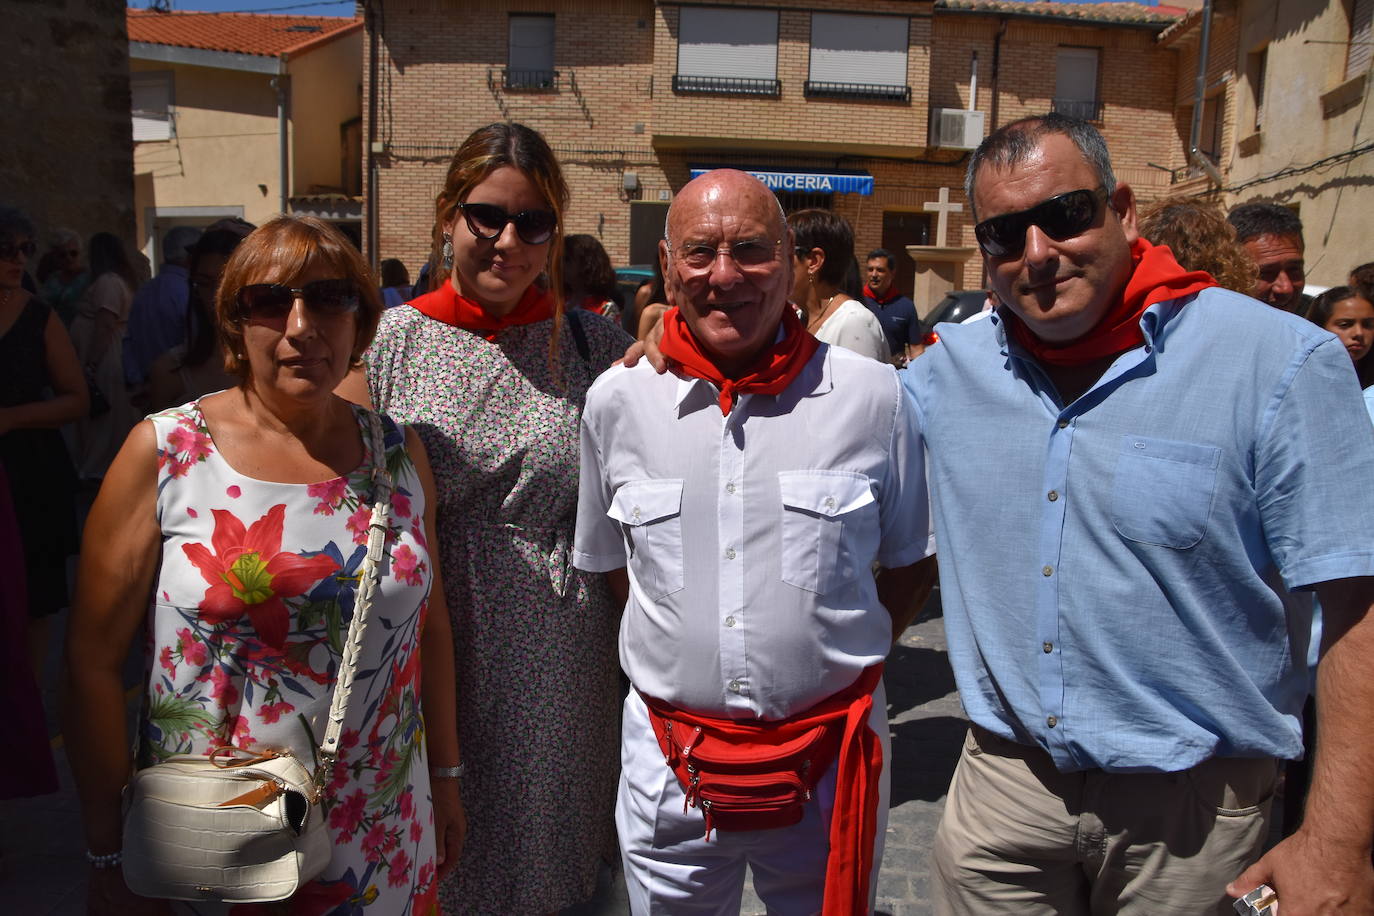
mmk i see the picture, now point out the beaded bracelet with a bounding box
[85,849,123,869]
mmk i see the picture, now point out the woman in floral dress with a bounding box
[65,216,465,915]
[341,122,631,914]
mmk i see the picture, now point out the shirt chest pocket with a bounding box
[1111,435,1221,549]
[608,479,685,601]
[779,471,878,595]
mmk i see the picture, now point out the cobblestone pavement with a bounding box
[1,599,964,915]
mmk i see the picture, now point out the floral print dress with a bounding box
[366,309,630,914]
[142,400,438,915]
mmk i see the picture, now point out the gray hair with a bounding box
[663,169,788,248]
[965,113,1117,220]
[161,225,203,265]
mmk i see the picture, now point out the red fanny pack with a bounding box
[640,664,882,839]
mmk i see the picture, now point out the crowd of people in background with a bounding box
[3,110,1373,915]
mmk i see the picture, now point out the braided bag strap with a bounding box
[314,409,392,790]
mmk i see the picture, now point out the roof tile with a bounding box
[127,10,360,59]
[935,0,1184,27]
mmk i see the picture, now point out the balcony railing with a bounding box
[500,68,560,91]
[1050,97,1103,121]
[804,80,910,102]
[672,75,781,97]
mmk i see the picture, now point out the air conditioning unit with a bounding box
[930,108,986,150]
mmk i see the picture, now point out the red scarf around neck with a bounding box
[1008,238,1216,367]
[863,283,900,306]
[409,281,555,340]
[658,305,820,415]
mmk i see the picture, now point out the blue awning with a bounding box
[688,167,873,196]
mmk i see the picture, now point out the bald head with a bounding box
[659,169,793,377]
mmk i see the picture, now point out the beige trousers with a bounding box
[932,725,1278,915]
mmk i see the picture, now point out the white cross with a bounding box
[923,187,964,247]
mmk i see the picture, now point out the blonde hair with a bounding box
[1139,196,1256,295]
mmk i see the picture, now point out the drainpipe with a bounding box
[990,17,1007,131]
[366,0,380,270]
[271,68,290,215]
[1187,0,1215,180]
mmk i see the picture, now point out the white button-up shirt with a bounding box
[574,344,934,720]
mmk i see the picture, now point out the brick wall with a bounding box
[366,0,1186,294]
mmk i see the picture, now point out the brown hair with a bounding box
[1139,196,1256,295]
[432,122,569,365]
[788,208,856,287]
[215,215,383,382]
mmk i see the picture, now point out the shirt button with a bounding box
[824,496,836,510]
[1042,565,1054,577]
[726,482,736,494]
[1057,419,1069,429]
[1047,715,1058,728]
[725,547,736,560]
[1043,641,1053,653]
[725,616,736,627]
[1047,490,1059,502]
[728,679,741,693]
[632,506,641,520]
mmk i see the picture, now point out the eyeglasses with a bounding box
[675,238,781,272]
[973,188,1108,258]
[458,202,557,245]
[0,240,36,261]
[236,279,361,323]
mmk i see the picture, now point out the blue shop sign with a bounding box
[688,167,874,196]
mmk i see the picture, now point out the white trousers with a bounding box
[616,682,890,916]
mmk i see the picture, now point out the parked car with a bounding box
[614,264,655,334]
[924,290,988,329]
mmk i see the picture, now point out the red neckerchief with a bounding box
[408,281,555,340]
[641,664,885,916]
[658,306,820,415]
[1008,238,1216,368]
[570,294,614,316]
[863,283,900,306]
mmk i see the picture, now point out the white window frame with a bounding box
[132,70,175,142]
[675,6,779,94]
[806,12,910,100]
[507,13,555,89]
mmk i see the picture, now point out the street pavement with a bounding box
[1,597,965,915]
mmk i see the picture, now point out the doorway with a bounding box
[880,211,931,298]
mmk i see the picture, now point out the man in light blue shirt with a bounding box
[906,114,1374,914]
[123,225,200,386]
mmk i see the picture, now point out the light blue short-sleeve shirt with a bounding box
[904,287,1374,772]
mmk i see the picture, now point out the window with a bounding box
[131,71,174,142]
[806,13,910,101]
[675,7,779,96]
[1347,0,1373,81]
[1052,48,1101,121]
[507,14,555,90]
[1199,94,1224,161]
[1247,47,1267,130]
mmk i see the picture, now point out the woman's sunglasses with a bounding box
[973,188,1108,259]
[458,202,557,245]
[0,240,37,261]
[236,279,361,323]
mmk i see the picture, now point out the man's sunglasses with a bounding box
[0,240,37,261]
[973,188,1108,258]
[458,202,557,245]
[236,279,361,323]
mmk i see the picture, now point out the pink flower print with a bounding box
[341,728,360,751]
[398,791,414,821]
[361,822,387,863]
[410,819,424,845]
[308,478,348,516]
[392,491,412,520]
[208,666,240,708]
[387,848,412,887]
[166,455,194,479]
[411,516,427,552]
[176,628,208,667]
[226,485,241,498]
[187,507,198,518]
[392,544,424,587]
[166,424,213,462]
[258,700,295,724]
[329,789,368,836]
[158,645,176,676]
[417,861,435,892]
[216,714,253,747]
[345,506,371,545]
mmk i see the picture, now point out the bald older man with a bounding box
[573,169,936,914]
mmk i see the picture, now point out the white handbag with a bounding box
[121,410,393,903]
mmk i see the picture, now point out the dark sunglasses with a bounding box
[236,279,361,322]
[0,240,37,261]
[458,202,557,245]
[973,188,1108,258]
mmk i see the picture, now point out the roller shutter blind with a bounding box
[1348,0,1373,81]
[809,13,908,87]
[132,72,173,142]
[677,7,778,80]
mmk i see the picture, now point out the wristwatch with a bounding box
[430,762,466,780]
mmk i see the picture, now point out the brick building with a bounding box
[364,0,1193,309]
